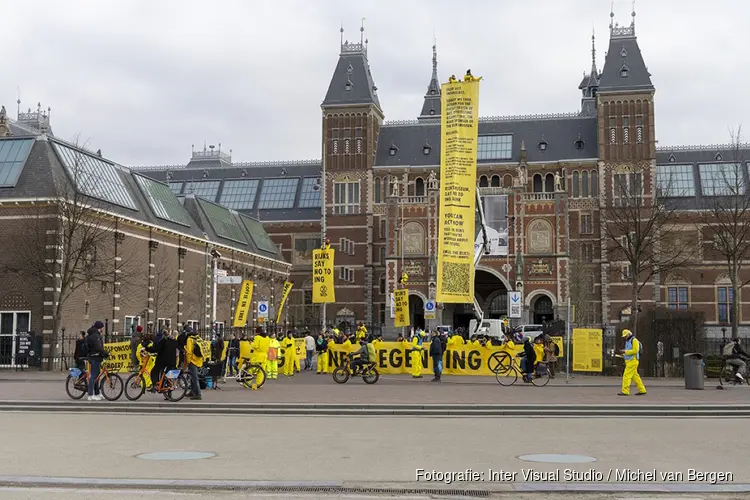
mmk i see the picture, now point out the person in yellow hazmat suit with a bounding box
[315,333,328,374]
[464,69,482,82]
[618,329,647,396]
[355,323,367,342]
[448,75,458,83]
[239,334,252,364]
[138,334,155,389]
[451,332,465,346]
[533,336,545,367]
[292,332,302,373]
[282,332,295,377]
[266,332,280,379]
[411,330,425,378]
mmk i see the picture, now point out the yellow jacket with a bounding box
[267,338,280,360]
[453,336,465,346]
[411,335,423,351]
[239,340,252,360]
[282,337,295,360]
[186,335,204,368]
[342,339,351,347]
[533,344,545,366]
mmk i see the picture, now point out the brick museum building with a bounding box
[0,107,289,367]
[4,12,744,346]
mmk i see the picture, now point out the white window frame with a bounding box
[187,320,200,331]
[333,181,360,215]
[124,316,141,337]
[157,318,172,332]
[0,310,32,368]
[621,263,632,280]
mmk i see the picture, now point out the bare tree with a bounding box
[698,127,750,339]
[7,141,121,368]
[568,242,598,327]
[151,253,178,329]
[602,165,694,335]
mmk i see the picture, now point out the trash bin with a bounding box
[683,353,704,390]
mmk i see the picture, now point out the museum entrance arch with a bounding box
[531,295,554,324]
[409,294,425,331]
[451,269,508,330]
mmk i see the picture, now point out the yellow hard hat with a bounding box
[621,329,632,338]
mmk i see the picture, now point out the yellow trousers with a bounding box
[411,350,423,377]
[317,352,328,374]
[621,360,647,395]
[265,360,278,379]
[283,354,295,376]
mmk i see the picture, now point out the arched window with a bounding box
[582,171,589,197]
[545,173,554,192]
[591,170,599,197]
[572,171,580,198]
[479,175,489,187]
[491,175,500,187]
[503,174,513,188]
[533,174,543,193]
[415,177,425,196]
[374,178,381,203]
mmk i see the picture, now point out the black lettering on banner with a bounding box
[422,351,429,367]
[329,351,341,368]
[444,349,452,369]
[388,349,402,368]
[468,350,482,370]
[404,350,412,368]
[452,350,466,370]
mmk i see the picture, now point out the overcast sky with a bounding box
[2,0,747,166]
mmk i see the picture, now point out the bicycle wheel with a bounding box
[166,374,189,402]
[65,375,86,400]
[99,373,124,401]
[332,366,350,384]
[496,367,518,386]
[489,351,514,375]
[532,368,551,387]
[362,367,379,385]
[240,364,267,389]
[124,373,146,401]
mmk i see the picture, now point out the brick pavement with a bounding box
[0,370,747,404]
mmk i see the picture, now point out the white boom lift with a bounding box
[472,187,491,332]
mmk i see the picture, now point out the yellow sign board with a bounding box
[102,342,131,372]
[312,248,335,303]
[393,288,410,328]
[436,80,480,304]
[550,336,564,358]
[233,280,254,327]
[276,281,294,323]
[572,328,602,372]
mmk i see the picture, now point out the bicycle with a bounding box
[332,353,379,384]
[495,357,551,387]
[65,359,124,400]
[235,356,267,389]
[717,357,750,388]
[125,354,189,401]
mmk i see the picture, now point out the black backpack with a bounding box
[80,337,90,357]
[553,343,560,356]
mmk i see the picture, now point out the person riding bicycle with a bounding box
[517,337,536,383]
[350,340,370,375]
[723,338,749,381]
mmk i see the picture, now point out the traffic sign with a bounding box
[424,300,436,320]
[215,269,228,278]
[217,275,242,285]
[508,291,522,319]
[258,301,269,320]
[390,293,395,319]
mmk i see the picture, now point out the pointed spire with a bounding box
[360,17,365,45]
[340,22,344,47]
[591,29,597,76]
[631,0,637,31]
[418,41,442,120]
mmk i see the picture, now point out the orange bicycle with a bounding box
[124,351,188,402]
[65,359,124,401]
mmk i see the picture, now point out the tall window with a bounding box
[591,169,598,197]
[572,171,580,197]
[415,177,425,196]
[479,175,489,187]
[609,117,617,144]
[614,172,642,200]
[544,173,554,192]
[581,242,594,263]
[333,181,360,214]
[374,178,382,203]
[667,286,689,310]
[582,171,589,197]
[533,174,543,193]
[623,116,630,144]
[491,175,500,187]
[636,116,644,144]
[717,286,735,323]
[580,213,593,234]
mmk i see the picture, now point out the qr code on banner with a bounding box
[441,262,470,295]
[592,359,601,368]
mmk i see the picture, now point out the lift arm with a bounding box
[473,187,491,332]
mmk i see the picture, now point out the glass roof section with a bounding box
[656,164,695,197]
[198,198,248,244]
[168,182,184,195]
[240,214,279,254]
[219,179,260,210]
[698,163,744,196]
[183,180,220,200]
[0,138,34,187]
[52,142,137,210]
[297,177,321,208]
[133,174,194,227]
[257,178,299,209]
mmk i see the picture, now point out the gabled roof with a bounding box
[375,114,598,167]
[321,40,381,111]
[598,25,653,92]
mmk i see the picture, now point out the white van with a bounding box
[469,319,507,342]
[513,324,544,341]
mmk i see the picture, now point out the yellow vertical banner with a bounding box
[572,328,603,372]
[233,280,254,327]
[436,80,480,304]
[276,281,294,323]
[312,248,335,303]
[393,288,410,328]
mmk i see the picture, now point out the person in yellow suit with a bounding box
[239,334,252,365]
[448,74,458,83]
[316,333,329,374]
[533,336,545,367]
[266,332,280,379]
[282,332,295,377]
[355,324,367,342]
[451,333,465,346]
[464,69,482,82]
[411,330,425,378]
[138,335,155,389]
[619,329,647,396]
[291,333,302,373]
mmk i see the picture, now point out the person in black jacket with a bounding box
[148,330,179,395]
[430,330,444,382]
[85,321,107,401]
[519,337,536,383]
[177,326,189,368]
[227,333,239,376]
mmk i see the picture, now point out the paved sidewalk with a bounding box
[0,370,746,405]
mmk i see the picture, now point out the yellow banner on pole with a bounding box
[572,328,602,372]
[393,288,410,328]
[312,248,335,303]
[436,80,480,304]
[233,280,254,327]
[276,281,294,323]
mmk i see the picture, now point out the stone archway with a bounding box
[530,294,555,324]
[449,268,509,330]
[409,293,425,331]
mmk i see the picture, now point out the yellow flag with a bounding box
[393,289,410,328]
[276,281,294,323]
[436,80,480,303]
[233,280,254,327]
[312,248,335,303]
